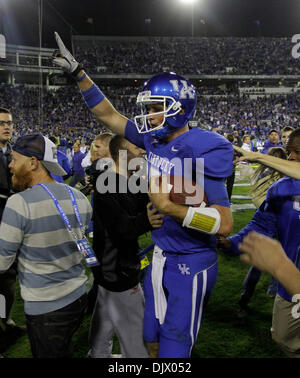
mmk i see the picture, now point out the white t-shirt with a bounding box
[241,143,252,152]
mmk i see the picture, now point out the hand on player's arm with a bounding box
[233,145,300,179]
[216,235,232,250]
[147,202,165,229]
[238,232,300,297]
[52,32,127,136]
[233,145,261,162]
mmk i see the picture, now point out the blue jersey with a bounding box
[229,177,300,302]
[261,140,283,154]
[125,120,233,259]
[51,150,72,183]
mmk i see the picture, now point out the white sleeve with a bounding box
[81,151,91,168]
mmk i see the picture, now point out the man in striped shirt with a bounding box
[0,133,92,358]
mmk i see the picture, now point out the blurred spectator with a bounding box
[48,135,72,183]
[261,130,283,154]
[281,126,295,147]
[69,143,86,188]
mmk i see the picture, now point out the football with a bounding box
[158,174,208,207]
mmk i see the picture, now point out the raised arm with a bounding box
[52,32,128,136]
[233,145,300,180]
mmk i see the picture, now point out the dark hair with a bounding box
[286,128,300,148]
[0,107,12,115]
[226,134,234,143]
[252,146,287,183]
[48,136,57,144]
[109,135,127,162]
[281,126,295,133]
[267,147,287,160]
[268,129,279,136]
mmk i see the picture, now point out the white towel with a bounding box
[151,245,167,325]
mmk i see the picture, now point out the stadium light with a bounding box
[178,0,200,37]
[179,0,197,4]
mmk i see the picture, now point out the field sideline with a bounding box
[3,173,286,358]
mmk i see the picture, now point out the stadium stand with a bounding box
[1,36,300,145]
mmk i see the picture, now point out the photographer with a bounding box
[81,133,113,197]
[88,136,156,358]
[80,133,114,314]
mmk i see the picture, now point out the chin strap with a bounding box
[150,122,177,140]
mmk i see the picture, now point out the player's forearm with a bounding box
[273,258,300,297]
[158,201,188,223]
[75,70,127,136]
[76,70,93,91]
[211,205,233,236]
[256,154,300,180]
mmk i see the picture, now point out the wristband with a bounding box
[81,84,105,108]
[76,72,87,82]
[70,63,84,78]
[182,206,220,235]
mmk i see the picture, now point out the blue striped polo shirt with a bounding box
[0,182,92,315]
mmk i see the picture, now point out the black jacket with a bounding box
[0,143,13,220]
[0,143,12,196]
[91,169,152,292]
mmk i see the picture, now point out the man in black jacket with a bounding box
[0,108,25,354]
[0,108,13,220]
[88,135,157,358]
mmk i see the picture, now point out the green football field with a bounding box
[2,175,286,358]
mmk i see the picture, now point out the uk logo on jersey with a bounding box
[178,263,191,275]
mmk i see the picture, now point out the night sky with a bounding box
[0,0,300,48]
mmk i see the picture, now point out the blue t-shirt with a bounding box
[51,150,72,183]
[229,177,300,302]
[125,120,233,260]
[261,140,283,154]
[72,151,86,176]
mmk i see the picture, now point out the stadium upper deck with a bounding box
[1,36,300,77]
[74,36,299,76]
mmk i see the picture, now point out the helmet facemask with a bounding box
[134,91,182,135]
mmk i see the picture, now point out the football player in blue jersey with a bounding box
[238,232,300,298]
[218,128,300,358]
[53,32,234,358]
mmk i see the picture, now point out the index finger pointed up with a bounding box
[54,31,67,53]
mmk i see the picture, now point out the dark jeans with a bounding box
[26,293,87,358]
[0,264,17,325]
[86,279,98,316]
[239,266,277,307]
[226,170,235,202]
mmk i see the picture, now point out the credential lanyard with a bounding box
[38,183,84,240]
